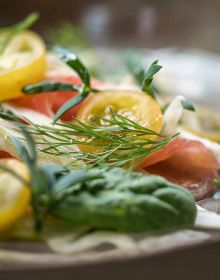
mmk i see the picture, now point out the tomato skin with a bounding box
[10,76,81,121]
[0,150,14,159]
[140,137,189,168]
[9,76,101,121]
[10,76,80,120]
[76,90,163,153]
[10,92,53,117]
[141,139,219,201]
[47,76,82,121]
[77,90,162,132]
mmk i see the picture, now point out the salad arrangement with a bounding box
[0,13,219,255]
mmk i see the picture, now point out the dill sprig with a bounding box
[27,111,176,168]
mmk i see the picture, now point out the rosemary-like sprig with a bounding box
[22,46,100,123]
[27,111,176,168]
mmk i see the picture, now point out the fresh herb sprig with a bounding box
[23,46,99,122]
[0,108,175,169]
[23,46,162,123]
[141,60,162,99]
[0,12,39,54]
[123,50,162,99]
[23,81,81,94]
[27,110,176,168]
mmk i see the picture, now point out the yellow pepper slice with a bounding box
[0,159,30,231]
[0,30,46,101]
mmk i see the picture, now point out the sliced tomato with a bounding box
[0,150,13,159]
[10,92,53,117]
[76,90,163,153]
[141,139,219,201]
[9,76,82,121]
[10,76,101,121]
[140,137,189,168]
[48,76,83,121]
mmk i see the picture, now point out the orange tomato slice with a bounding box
[76,89,163,153]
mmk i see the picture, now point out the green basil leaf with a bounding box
[52,171,103,200]
[41,163,67,187]
[52,171,88,197]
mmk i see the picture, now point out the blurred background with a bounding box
[1,0,220,109]
[1,0,220,52]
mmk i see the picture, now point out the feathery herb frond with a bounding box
[27,111,176,168]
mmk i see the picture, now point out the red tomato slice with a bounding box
[10,76,101,121]
[0,150,13,159]
[140,137,189,168]
[141,139,219,201]
[10,92,53,117]
[48,76,83,121]
[9,76,82,121]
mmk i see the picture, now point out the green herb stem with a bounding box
[27,111,176,168]
[23,81,81,94]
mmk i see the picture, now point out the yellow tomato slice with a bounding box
[0,31,46,101]
[0,159,30,231]
[76,90,163,152]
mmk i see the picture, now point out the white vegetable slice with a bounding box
[47,231,137,255]
[162,95,185,135]
[195,205,220,229]
[2,103,53,125]
[0,117,82,167]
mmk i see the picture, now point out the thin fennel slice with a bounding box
[0,117,82,167]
